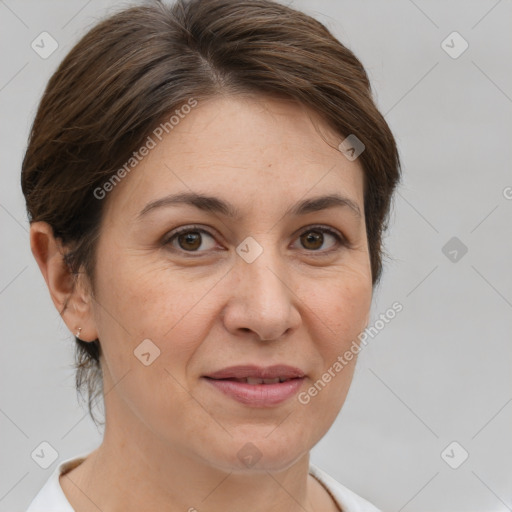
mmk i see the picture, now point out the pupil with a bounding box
[179,232,201,250]
[303,231,322,250]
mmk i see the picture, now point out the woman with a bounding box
[22,0,400,510]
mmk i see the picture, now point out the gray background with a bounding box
[1,0,511,511]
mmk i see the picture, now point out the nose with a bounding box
[221,245,301,342]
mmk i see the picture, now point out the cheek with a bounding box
[92,258,216,375]
[307,272,372,352]
[92,263,208,418]
[301,279,370,427]
[295,273,371,416]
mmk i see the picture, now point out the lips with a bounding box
[203,365,306,406]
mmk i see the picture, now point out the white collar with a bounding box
[26,453,380,512]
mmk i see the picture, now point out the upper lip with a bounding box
[204,365,305,380]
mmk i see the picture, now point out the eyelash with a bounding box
[163,224,351,256]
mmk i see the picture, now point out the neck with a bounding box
[59,396,329,512]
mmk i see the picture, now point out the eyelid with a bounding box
[162,224,219,248]
[293,224,351,253]
[163,223,351,254]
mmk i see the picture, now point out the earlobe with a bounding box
[29,221,98,342]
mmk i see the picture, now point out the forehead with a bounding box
[105,95,365,220]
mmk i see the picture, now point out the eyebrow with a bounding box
[137,191,362,220]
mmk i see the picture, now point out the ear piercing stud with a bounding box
[75,327,82,339]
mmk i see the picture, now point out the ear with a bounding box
[30,221,98,342]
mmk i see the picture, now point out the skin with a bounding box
[30,94,373,512]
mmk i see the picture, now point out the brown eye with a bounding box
[177,231,202,251]
[165,226,217,253]
[300,230,324,250]
[294,226,346,253]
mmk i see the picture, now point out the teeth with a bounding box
[245,377,285,385]
[246,377,264,385]
[223,377,295,384]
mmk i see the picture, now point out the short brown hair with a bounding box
[21,0,401,424]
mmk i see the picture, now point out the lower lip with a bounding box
[203,377,305,406]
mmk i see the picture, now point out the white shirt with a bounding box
[26,453,380,512]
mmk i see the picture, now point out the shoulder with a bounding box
[25,453,89,512]
[309,463,381,512]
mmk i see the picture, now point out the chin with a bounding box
[199,426,315,474]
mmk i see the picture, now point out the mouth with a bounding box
[206,376,298,384]
[202,365,306,406]
[204,364,305,381]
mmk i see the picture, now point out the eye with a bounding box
[292,225,347,253]
[163,225,218,253]
[163,224,349,256]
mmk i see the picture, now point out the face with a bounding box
[87,94,372,472]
